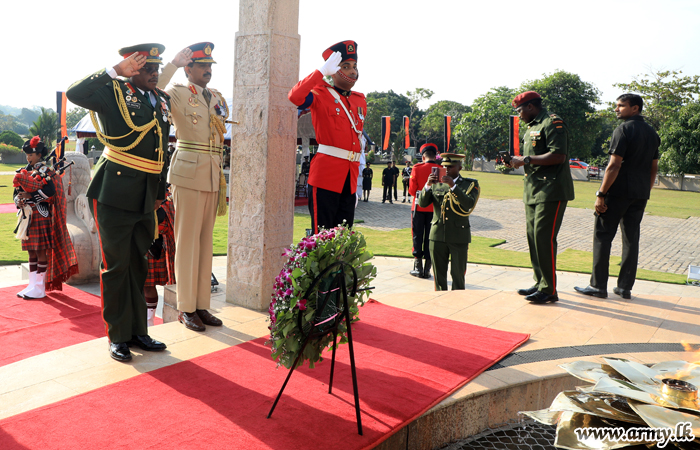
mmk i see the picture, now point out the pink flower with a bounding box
[285,288,293,297]
[298,299,307,311]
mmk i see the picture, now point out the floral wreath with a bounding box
[267,224,376,369]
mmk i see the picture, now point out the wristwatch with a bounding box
[596,190,607,198]
[523,156,531,165]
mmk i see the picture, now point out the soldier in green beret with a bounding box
[507,91,574,304]
[418,153,480,291]
[67,43,171,361]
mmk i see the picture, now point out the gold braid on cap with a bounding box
[441,182,480,222]
[89,80,163,165]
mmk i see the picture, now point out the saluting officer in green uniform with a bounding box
[67,43,171,361]
[418,153,480,291]
[507,91,574,304]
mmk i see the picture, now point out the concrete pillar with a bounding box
[227,0,300,310]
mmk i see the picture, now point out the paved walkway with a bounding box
[297,189,700,275]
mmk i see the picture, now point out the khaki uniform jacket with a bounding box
[67,69,170,214]
[521,109,575,205]
[158,63,226,192]
[418,177,480,245]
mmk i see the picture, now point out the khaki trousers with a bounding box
[172,186,217,313]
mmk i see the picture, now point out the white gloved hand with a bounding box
[319,51,342,77]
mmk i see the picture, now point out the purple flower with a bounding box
[298,299,307,311]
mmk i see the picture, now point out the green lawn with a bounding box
[0,163,24,172]
[1,170,695,285]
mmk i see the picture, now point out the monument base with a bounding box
[163,284,179,323]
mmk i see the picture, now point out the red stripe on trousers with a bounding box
[92,199,110,340]
[550,201,562,294]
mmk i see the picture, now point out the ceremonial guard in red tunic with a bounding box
[13,137,78,299]
[288,40,367,233]
[408,144,442,279]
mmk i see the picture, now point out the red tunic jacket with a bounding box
[288,70,366,194]
[408,161,442,212]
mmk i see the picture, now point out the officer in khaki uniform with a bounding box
[418,154,480,291]
[508,91,574,304]
[157,42,227,331]
[67,43,170,361]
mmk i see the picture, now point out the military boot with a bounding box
[409,258,423,277]
[421,258,432,279]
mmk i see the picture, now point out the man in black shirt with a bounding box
[391,161,400,201]
[382,161,394,204]
[575,94,660,300]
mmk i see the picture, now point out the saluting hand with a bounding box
[114,53,146,77]
[172,48,193,68]
[319,51,342,77]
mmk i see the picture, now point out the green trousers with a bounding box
[90,200,154,343]
[429,240,469,291]
[525,200,567,295]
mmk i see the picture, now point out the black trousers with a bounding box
[308,173,355,234]
[590,196,647,291]
[412,210,433,259]
[403,179,410,197]
[392,179,398,200]
[382,183,393,202]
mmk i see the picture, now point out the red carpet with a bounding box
[0,284,162,367]
[0,300,528,450]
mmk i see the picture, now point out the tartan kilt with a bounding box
[22,211,53,251]
[145,252,169,287]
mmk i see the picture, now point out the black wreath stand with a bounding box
[267,261,363,435]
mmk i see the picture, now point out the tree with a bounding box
[614,69,700,131]
[0,114,29,135]
[520,70,601,160]
[18,108,40,126]
[454,86,517,161]
[0,130,24,147]
[658,101,700,176]
[28,107,58,147]
[66,107,88,132]
[419,100,471,151]
[404,88,433,146]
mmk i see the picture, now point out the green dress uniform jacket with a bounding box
[67,69,170,213]
[521,108,574,295]
[67,70,171,344]
[418,177,480,290]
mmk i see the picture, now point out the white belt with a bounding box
[317,144,361,163]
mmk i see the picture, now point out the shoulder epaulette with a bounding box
[155,87,170,98]
[173,83,186,87]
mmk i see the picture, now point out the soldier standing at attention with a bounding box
[507,91,574,304]
[418,153,480,291]
[157,42,226,332]
[288,40,366,233]
[67,43,170,361]
[408,144,442,278]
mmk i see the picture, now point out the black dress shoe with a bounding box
[574,285,608,298]
[525,291,559,303]
[517,285,538,296]
[127,335,167,351]
[613,287,632,299]
[196,309,223,326]
[109,342,132,362]
[179,311,205,331]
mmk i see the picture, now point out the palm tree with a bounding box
[28,107,58,147]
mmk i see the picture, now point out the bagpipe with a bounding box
[13,137,75,236]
